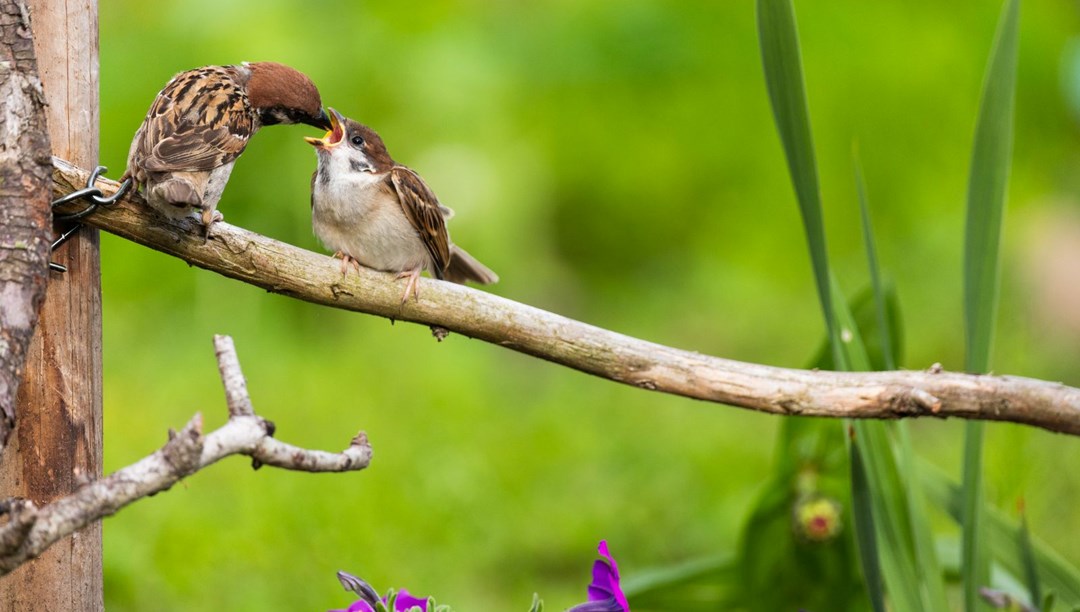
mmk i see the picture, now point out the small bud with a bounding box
[793,496,843,542]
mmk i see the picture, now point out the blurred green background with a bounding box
[95,1,1080,609]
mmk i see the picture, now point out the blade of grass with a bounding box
[834,279,940,611]
[756,0,838,356]
[962,421,989,612]
[853,152,895,373]
[855,154,948,609]
[962,1,1020,609]
[964,0,1020,373]
[849,440,886,612]
[1018,500,1042,607]
[622,554,734,598]
[622,554,741,611]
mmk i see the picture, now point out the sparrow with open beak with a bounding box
[305,108,498,303]
[125,62,332,234]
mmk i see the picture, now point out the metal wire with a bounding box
[49,165,132,272]
[52,165,132,222]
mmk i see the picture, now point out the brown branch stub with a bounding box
[0,335,371,575]
[0,0,52,451]
[49,158,1080,436]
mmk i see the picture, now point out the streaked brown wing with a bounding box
[136,67,254,173]
[389,166,451,277]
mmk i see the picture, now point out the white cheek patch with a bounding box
[323,154,382,192]
[349,158,374,174]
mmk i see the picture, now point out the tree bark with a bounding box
[0,0,103,609]
[0,0,51,456]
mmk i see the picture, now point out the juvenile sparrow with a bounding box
[305,108,498,303]
[125,62,331,233]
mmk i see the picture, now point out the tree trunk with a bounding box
[0,0,103,609]
[0,1,51,450]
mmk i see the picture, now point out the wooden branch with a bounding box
[0,335,371,575]
[0,0,51,451]
[51,158,1080,436]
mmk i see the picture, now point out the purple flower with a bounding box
[330,571,430,612]
[568,541,630,612]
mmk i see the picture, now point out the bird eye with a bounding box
[350,136,364,147]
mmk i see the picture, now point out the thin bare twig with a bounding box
[51,157,1080,436]
[0,335,371,575]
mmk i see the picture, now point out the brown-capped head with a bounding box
[245,61,331,130]
[305,108,395,172]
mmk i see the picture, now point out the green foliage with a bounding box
[738,416,867,611]
[757,0,947,608]
[756,0,837,355]
[923,466,1080,608]
[1019,504,1043,608]
[962,1,1021,609]
[858,155,950,610]
[736,283,903,611]
[95,1,1080,610]
[623,554,739,610]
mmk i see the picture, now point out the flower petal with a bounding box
[588,541,629,611]
[327,600,375,612]
[393,589,429,611]
[567,598,625,612]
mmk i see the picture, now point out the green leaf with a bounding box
[962,1,1021,609]
[1019,502,1042,607]
[964,0,1020,374]
[855,154,948,608]
[756,0,837,355]
[623,554,742,611]
[853,153,895,372]
[837,309,927,611]
[527,593,543,612]
[964,422,990,611]
[834,280,949,611]
[850,442,886,612]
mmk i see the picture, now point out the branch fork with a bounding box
[0,335,371,575]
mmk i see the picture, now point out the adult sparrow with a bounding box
[305,108,498,303]
[125,62,331,233]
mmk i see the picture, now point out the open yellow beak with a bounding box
[304,107,345,148]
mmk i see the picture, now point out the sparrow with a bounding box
[124,62,331,233]
[305,108,498,303]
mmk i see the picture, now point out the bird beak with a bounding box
[304,107,344,149]
[312,108,332,131]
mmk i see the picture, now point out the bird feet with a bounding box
[200,208,224,241]
[395,267,422,305]
[332,251,361,276]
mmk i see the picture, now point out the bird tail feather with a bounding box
[445,245,498,285]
